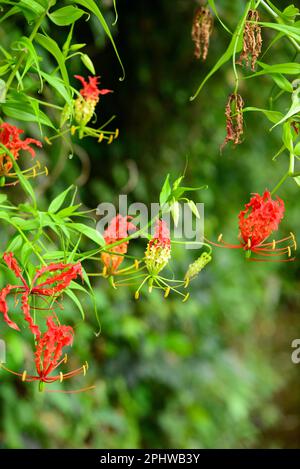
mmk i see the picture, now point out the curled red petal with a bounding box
[21,292,40,338]
[0,285,20,331]
[104,214,136,244]
[98,89,113,95]
[3,252,27,286]
[32,262,83,294]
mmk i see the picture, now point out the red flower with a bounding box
[0,316,89,386]
[34,317,73,382]
[101,215,136,275]
[0,123,42,175]
[149,219,171,250]
[145,219,171,275]
[0,253,83,337]
[75,75,112,102]
[208,191,296,261]
[238,190,285,248]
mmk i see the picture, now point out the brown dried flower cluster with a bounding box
[238,9,262,71]
[191,7,213,61]
[221,93,244,149]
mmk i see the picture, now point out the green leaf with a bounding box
[6,234,23,253]
[48,185,74,213]
[18,0,45,21]
[48,6,85,26]
[0,79,6,103]
[207,0,232,35]
[57,204,82,218]
[170,201,180,227]
[69,43,86,52]
[10,217,40,231]
[80,53,95,74]
[0,6,21,25]
[187,200,200,219]
[40,71,72,104]
[293,175,300,187]
[65,288,85,320]
[0,194,7,204]
[246,62,300,78]
[35,33,70,92]
[48,214,69,238]
[259,22,300,43]
[172,176,184,190]
[271,74,293,93]
[68,222,105,246]
[0,64,11,77]
[294,142,300,156]
[282,5,299,20]
[282,122,293,152]
[159,174,171,206]
[0,143,36,205]
[2,99,55,129]
[20,242,32,266]
[16,36,43,87]
[243,107,284,124]
[73,0,125,80]
[271,84,300,129]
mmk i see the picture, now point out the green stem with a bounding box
[5,10,47,91]
[289,151,295,175]
[271,152,296,195]
[232,2,252,94]
[12,223,46,265]
[271,171,289,195]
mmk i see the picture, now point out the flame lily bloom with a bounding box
[208,191,296,261]
[101,214,136,276]
[0,316,89,390]
[74,75,112,127]
[0,252,83,337]
[132,219,188,301]
[145,219,171,275]
[0,122,43,179]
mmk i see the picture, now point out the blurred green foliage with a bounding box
[0,0,299,449]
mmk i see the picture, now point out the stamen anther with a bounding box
[182,293,190,303]
[134,291,140,300]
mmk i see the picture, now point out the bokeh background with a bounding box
[0,0,299,448]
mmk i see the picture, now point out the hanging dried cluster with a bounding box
[238,9,262,71]
[222,93,244,149]
[191,7,213,61]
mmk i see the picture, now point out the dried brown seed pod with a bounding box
[191,7,213,61]
[238,9,262,71]
[221,93,244,149]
